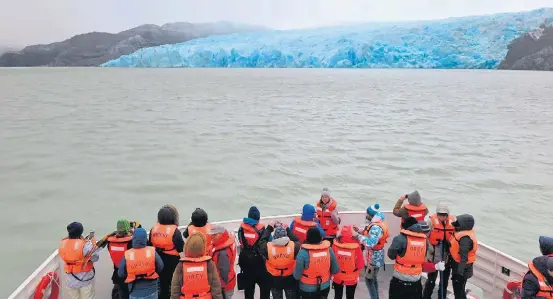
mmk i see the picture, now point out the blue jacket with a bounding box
[289,204,326,238]
[118,228,164,297]
[293,243,340,292]
[357,211,386,268]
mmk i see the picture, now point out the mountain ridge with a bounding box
[0,21,268,67]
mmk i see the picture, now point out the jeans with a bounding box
[66,283,96,299]
[452,274,468,299]
[298,287,330,299]
[271,287,296,299]
[158,254,179,299]
[130,291,158,299]
[332,282,356,299]
[388,277,422,299]
[423,260,451,299]
[364,267,380,299]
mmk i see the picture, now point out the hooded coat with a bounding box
[520,255,553,299]
[293,227,340,293]
[289,204,326,238]
[171,233,223,299]
[449,214,476,278]
[118,228,164,297]
[258,224,301,289]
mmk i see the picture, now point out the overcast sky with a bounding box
[1,0,552,46]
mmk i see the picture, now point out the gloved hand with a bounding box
[352,228,359,238]
[435,261,445,271]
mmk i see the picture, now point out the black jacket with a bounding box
[448,214,475,278]
[258,225,301,288]
[521,255,553,299]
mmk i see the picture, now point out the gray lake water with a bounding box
[1,68,552,297]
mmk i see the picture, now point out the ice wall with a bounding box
[102,8,553,69]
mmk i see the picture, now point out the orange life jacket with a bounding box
[266,241,296,277]
[394,229,427,276]
[332,239,360,285]
[188,224,213,256]
[402,203,427,223]
[527,262,553,298]
[429,214,456,246]
[150,223,179,256]
[107,235,133,268]
[300,240,331,285]
[316,200,339,237]
[124,247,159,283]
[212,233,237,291]
[364,222,390,251]
[180,256,212,299]
[449,230,478,264]
[59,238,95,274]
[293,217,317,243]
[239,222,264,248]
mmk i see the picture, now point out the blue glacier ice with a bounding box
[103,8,553,69]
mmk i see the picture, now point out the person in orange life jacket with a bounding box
[331,225,364,299]
[237,206,271,299]
[183,208,213,255]
[317,188,341,244]
[519,236,553,299]
[290,204,326,244]
[393,190,429,224]
[257,221,301,299]
[423,202,455,299]
[293,226,340,299]
[108,219,135,299]
[387,216,427,299]
[170,232,223,299]
[417,221,447,273]
[448,214,478,299]
[208,225,237,299]
[148,206,184,299]
[118,228,164,299]
[353,204,388,299]
[59,222,99,299]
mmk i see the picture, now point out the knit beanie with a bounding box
[117,219,131,235]
[185,233,207,258]
[274,227,287,239]
[248,206,260,221]
[419,221,431,234]
[407,190,422,206]
[67,222,84,239]
[367,203,380,216]
[402,216,419,230]
[305,227,322,244]
[321,188,331,197]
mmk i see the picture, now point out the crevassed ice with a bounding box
[102,8,553,69]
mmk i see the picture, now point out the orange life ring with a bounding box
[34,272,60,299]
[503,281,521,299]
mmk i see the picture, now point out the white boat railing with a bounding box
[7,211,528,299]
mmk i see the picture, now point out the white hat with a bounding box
[436,202,450,214]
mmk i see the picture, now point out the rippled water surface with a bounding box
[1,68,552,296]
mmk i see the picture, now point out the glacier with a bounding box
[103,8,553,69]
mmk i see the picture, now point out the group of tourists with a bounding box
[57,188,551,299]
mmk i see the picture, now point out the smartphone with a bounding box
[89,231,95,239]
